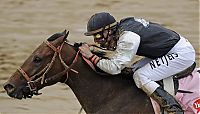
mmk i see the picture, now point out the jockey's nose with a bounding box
[3,82,16,95]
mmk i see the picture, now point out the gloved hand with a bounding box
[79,44,93,59]
[121,67,134,77]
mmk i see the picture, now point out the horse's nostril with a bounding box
[4,83,15,94]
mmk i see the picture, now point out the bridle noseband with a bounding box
[17,39,79,95]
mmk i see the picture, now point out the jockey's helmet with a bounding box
[84,12,117,36]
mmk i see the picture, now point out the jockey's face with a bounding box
[93,29,114,49]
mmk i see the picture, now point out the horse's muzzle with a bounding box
[3,82,32,99]
[3,82,17,97]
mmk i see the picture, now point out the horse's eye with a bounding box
[33,56,42,63]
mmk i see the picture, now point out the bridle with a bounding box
[17,37,79,95]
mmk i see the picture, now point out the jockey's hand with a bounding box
[121,67,134,77]
[79,44,93,59]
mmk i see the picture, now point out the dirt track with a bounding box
[0,0,199,114]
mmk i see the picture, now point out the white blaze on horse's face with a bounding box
[3,30,71,99]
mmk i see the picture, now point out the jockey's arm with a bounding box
[96,31,140,75]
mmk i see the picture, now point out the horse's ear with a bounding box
[62,30,66,35]
[62,30,69,41]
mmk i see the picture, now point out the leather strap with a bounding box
[18,67,31,81]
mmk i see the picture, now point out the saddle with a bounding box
[121,62,196,94]
[159,62,196,95]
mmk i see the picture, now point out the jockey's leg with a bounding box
[132,36,195,114]
[134,70,183,114]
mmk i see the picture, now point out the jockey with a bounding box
[79,12,195,114]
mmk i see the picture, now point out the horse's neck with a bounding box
[61,45,105,112]
[62,44,153,114]
[66,58,111,113]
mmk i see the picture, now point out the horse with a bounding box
[3,30,199,114]
[3,30,154,114]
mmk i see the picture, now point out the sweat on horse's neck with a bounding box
[62,44,154,114]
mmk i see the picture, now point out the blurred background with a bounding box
[0,0,199,114]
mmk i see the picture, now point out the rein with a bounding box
[17,39,79,95]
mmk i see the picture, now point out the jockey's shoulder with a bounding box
[118,31,141,46]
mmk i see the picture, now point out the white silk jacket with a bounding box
[96,31,141,74]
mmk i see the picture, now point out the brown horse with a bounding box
[4,30,154,114]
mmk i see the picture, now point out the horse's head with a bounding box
[3,30,76,99]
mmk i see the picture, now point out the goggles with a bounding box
[93,32,106,43]
[93,29,113,43]
[94,33,103,39]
